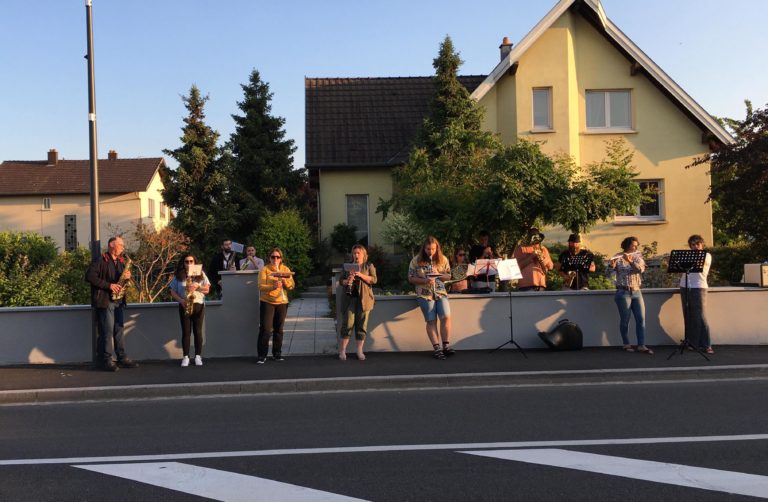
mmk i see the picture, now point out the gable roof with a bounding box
[0,157,164,196]
[305,76,486,169]
[471,0,733,145]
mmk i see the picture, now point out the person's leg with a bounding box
[112,303,127,361]
[179,305,192,356]
[436,297,454,354]
[258,302,275,360]
[339,302,354,359]
[698,289,711,349]
[192,304,204,357]
[631,291,647,349]
[354,302,369,360]
[271,303,288,358]
[614,291,632,347]
[96,307,111,362]
[680,287,691,343]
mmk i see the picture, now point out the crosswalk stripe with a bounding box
[74,462,367,502]
[462,448,768,499]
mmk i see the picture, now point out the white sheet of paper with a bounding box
[466,263,476,276]
[343,263,361,272]
[187,263,203,276]
[497,259,523,281]
[474,259,498,276]
[230,241,244,253]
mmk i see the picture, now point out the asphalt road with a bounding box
[1,378,767,501]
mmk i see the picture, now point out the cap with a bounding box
[568,233,581,243]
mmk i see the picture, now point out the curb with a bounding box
[2,364,767,405]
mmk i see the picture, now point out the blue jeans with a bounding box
[614,289,645,346]
[680,288,710,348]
[96,301,126,362]
[416,296,450,322]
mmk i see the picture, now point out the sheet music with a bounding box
[497,259,523,281]
[187,263,203,276]
[343,263,362,273]
[230,241,244,253]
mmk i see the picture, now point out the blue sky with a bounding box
[1,0,766,169]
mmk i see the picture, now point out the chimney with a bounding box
[108,149,118,160]
[499,36,513,61]
[47,149,58,165]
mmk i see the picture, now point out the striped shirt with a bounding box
[613,254,646,290]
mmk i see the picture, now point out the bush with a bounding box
[247,209,313,289]
[709,243,765,285]
[330,223,358,255]
[381,212,426,256]
[0,231,64,306]
[57,247,92,305]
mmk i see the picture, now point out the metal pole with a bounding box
[86,0,101,363]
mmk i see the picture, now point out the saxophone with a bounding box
[111,256,132,301]
[533,246,546,268]
[185,271,199,317]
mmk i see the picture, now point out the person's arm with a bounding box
[258,268,276,293]
[407,262,430,286]
[169,279,185,306]
[541,248,554,271]
[198,272,211,295]
[281,266,295,290]
[355,264,377,285]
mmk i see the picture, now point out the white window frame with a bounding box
[615,179,664,223]
[148,199,155,218]
[531,87,553,131]
[585,89,634,132]
[42,197,52,211]
[345,194,369,246]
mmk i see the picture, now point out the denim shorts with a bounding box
[417,296,451,322]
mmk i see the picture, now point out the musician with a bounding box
[608,236,652,354]
[408,236,455,359]
[513,228,553,291]
[339,244,377,361]
[169,254,211,367]
[679,234,713,354]
[85,236,138,371]
[449,248,469,293]
[239,245,265,271]
[208,238,239,298]
[557,234,596,290]
[257,248,295,364]
[469,230,497,263]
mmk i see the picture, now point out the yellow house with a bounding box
[305,0,733,256]
[0,149,170,251]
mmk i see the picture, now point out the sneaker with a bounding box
[102,360,118,372]
[442,346,456,356]
[180,356,190,367]
[256,357,266,365]
[117,358,139,369]
[273,354,285,362]
[432,349,446,360]
[194,355,203,366]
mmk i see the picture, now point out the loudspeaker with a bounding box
[537,319,583,350]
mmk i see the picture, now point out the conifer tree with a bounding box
[227,70,309,237]
[162,85,235,253]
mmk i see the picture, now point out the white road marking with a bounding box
[1,433,767,466]
[463,448,768,499]
[74,462,367,502]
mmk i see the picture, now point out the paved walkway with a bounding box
[282,296,337,356]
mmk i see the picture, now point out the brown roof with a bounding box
[0,157,164,195]
[305,76,486,168]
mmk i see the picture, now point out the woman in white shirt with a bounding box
[169,254,211,367]
[679,235,713,354]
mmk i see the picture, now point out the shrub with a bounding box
[57,247,92,305]
[0,231,64,306]
[247,209,313,289]
[709,243,765,285]
[330,223,358,255]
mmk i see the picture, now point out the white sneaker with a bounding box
[181,356,190,367]
[194,355,203,366]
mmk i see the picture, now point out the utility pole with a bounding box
[85,0,100,363]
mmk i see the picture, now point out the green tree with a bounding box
[163,85,236,255]
[0,232,64,306]
[246,209,313,289]
[691,101,768,251]
[57,247,91,305]
[226,70,310,237]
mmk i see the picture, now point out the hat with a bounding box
[527,228,545,243]
[567,233,581,243]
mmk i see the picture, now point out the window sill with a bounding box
[529,128,555,134]
[613,219,667,226]
[583,129,637,135]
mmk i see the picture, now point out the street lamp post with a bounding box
[85,0,100,363]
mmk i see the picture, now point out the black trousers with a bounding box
[178,303,204,357]
[258,301,288,358]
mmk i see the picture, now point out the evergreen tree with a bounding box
[227,70,309,238]
[162,85,235,254]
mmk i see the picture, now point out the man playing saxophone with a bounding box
[85,236,139,371]
[169,254,211,367]
[513,228,554,292]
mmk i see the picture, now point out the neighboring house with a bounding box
[0,149,170,251]
[306,0,733,257]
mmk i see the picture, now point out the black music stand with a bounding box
[666,249,709,361]
[561,252,594,290]
[489,289,528,358]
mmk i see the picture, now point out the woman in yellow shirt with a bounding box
[257,248,294,364]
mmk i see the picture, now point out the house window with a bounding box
[42,197,52,210]
[64,215,77,252]
[346,194,369,246]
[160,202,166,219]
[616,180,663,222]
[532,87,553,130]
[586,90,632,130]
[148,199,155,218]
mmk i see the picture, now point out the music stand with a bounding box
[666,249,709,361]
[490,259,527,358]
[561,252,594,290]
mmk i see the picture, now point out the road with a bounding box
[1,378,767,501]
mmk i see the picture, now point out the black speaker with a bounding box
[538,319,583,350]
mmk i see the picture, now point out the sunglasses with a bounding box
[457,253,465,257]
[184,260,195,263]
[270,255,281,259]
